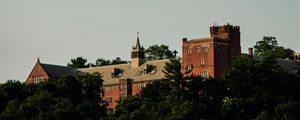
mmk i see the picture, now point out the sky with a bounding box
[0,0,299,83]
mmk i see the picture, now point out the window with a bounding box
[104,97,112,104]
[200,71,209,78]
[33,76,44,84]
[187,49,192,55]
[200,58,205,65]
[105,86,112,92]
[204,46,208,53]
[187,64,193,72]
[119,84,127,90]
[196,47,201,53]
[149,69,157,75]
[119,94,127,101]
[137,82,146,88]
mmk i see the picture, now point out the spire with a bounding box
[133,32,143,50]
[37,57,40,63]
[131,32,145,68]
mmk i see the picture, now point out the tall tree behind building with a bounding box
[145,44,175,61]
[254,36,294,59]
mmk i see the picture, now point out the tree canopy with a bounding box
[111,56,300,120]
[145,44,175,61]
[0,73,108,120]
[67,56,90,68]
[254,36,294,59]
[93,57,128,67]
[67,57,128,68]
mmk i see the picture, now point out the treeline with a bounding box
[112,57,300,120]
[67,44,175,68]
[0,73,107,120]
[0,37,299,120]
[1,56,299,120]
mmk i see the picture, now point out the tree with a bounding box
[0,73,108,120]
[221,57,300,119]
[111,57,128,65]
[67,57,91,68]
[94,58,111,66]
[162,58,183,89]
[145,44,175,61]
[92,57,128,67]
[254,36,294,59]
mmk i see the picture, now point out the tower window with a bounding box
[204,47,208,53]
[187,64,193,72]
[200,58,205,65]
[196,48,201,53]
[187,49,192,55]
[200,71,209,78]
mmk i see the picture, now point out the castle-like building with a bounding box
[182,24,241,78]
[30,24,298,110]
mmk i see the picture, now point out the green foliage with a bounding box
[111,57,128,65]
[112,55,300,120]
[67,56,90,68]
[95,58,111,66]
[162,58,183,89]
[145,44,175,61]
[254,36,294,59]
[0,74,107,120]
[93,57,128,67]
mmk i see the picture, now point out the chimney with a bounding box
[248,48,253,57]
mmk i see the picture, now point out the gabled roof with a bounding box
[40,63,76,78]
[79,59,169,85]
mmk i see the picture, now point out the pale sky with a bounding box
[1,0,299,83]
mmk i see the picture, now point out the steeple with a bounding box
[131,33,145,68]
[132,33,144,50]
[37,57,40,63]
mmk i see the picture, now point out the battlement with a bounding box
[210,23,240,38]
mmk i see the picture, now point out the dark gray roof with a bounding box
[241,53,300,75]
[40,63,76,77]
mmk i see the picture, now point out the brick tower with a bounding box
[182,23,240,78]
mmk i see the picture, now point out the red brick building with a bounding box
[25,24,242,109]
[182,24,241,78]
[25,58,75,84]
[77,37,167,109]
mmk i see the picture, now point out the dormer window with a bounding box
[149,69,157,75]
[143,64,156,75]
[111,68,123,78]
